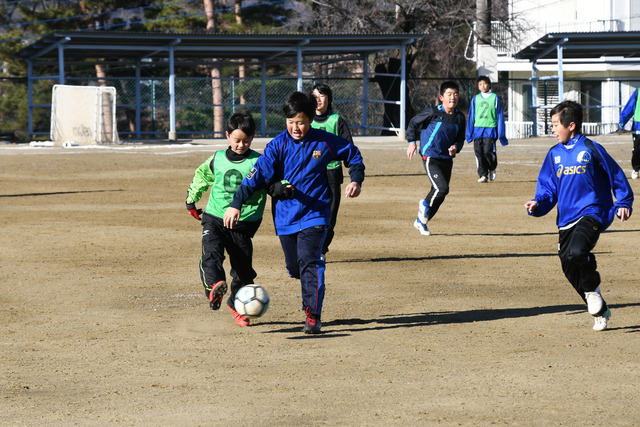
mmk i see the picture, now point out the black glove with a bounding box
[186,202,203,220]
[269,180,295,200]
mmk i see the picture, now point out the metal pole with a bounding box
[27,60,33,140]
[135,63,141,139]
[557,44,564,102]
[399,46,406,140]
[362,54,368,137]
[532,62,538,137]
[261,61,267,137]
[57,43,65,85]
[168,45,176,141]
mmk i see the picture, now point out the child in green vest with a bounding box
[465,75,509,183]
[310,83,354,261]
[618,87,640,179]
[185,111,267,327]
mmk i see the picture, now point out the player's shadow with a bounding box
[265,302,640,337]
[336,252,562,264]
[0,189,122,198]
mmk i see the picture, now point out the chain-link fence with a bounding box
[6,74,640,142]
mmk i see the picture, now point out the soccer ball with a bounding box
[234,285,270,319]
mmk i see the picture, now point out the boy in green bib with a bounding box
[465,75,508,183]
[185,111,266,327]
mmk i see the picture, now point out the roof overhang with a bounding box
[15,31,423,66]
[514,31,640,64]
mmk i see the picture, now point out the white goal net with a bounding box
[50,84,119,145]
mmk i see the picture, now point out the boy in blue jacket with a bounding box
[466,76,508,183]
[406,80,466,236]
[618,87,640,179]
[223,91,365,334]
[525,100,633,331]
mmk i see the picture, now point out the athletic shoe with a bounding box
[418,199,429,224]
[593,308,611,331]
[208,280,227,311]
[490,170,496,181]
[302,313,322,334]
[413,218,431,236]
[585,287,604,315]
[478,176,488,183]
[228,304,250,327]
[632,170,639,180]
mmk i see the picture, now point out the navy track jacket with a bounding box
[529,134,634,230]
[406,105,466,159]
[230,127,365,236]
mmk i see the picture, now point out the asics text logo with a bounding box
[556,165,586,177]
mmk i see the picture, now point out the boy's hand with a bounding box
[617,207,631,222]
[407,142,417,160]
[345,182,361,198]
[269,180,295,200]
[223,207,241,229]
[186,202,202,220]
[448,145,458,157]
[524,200,538,214]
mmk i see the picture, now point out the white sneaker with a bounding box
[489,170,496,181]
[632,170,638,180]
[477,176,488,183]
[585,287,604,315]
[413,218,431,236]
[593,308,611,331]
[418,199,429,224]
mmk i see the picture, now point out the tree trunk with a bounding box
[204,0,224,135]
[235,0,246,105]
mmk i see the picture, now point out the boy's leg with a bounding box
[322,167,343,256]
[632,134,640,175]
[226,230,258,306]
[200,215,228,310]
[484,138,498,174]
[473,139,487,178]
[558,216,607,315]
[297,226,327,318]
[423,157,452,220]
[279,232,300,279]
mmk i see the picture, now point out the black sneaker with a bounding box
[207,281,227,310]
[302,313,322,334]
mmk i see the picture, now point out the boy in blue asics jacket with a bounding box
[223,91,365,334]
[525,101,633,331]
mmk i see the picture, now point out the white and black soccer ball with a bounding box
[234,285,270,318]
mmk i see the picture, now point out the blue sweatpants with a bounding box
[279,225,327,317]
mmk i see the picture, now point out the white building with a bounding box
[473,0,640,137]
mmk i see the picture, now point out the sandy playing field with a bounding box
[2,133,640,426]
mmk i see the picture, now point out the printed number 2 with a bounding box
[478,100,490,119]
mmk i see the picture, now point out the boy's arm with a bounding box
[596,143,634,213]
[465,97,476,143]
[337,116,354,143]
[496,96,509,146]
[185,154,215,219]
[619,89,638,128]
[528,153,557,217]
[453,113,466,153]
[405,108,432,142]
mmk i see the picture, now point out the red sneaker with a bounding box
[228,304,250,327]
[302,309,321,334]
[208,281,227,311]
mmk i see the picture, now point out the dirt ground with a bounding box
[2,133,640,426]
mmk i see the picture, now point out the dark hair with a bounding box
[477,75,492,88]
[440,80,459,95]
[550,100,583,133]
[226,111,256,136]
[283,91,316,121]
[312,82,333,110]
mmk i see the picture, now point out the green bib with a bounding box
[311,113,341,170]
[474,93,498,128]
[207,150,266,222]
[634,89,640,122]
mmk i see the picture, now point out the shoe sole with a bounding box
[209,281,227,310]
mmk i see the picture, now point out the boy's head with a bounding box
[438,80,460,113]
[225,111,255,155]
[283,91,316,140]
[311,83,333,114]
[477,75,492,93]
[550,101,582,143]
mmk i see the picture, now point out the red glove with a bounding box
[186,202,203,220]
